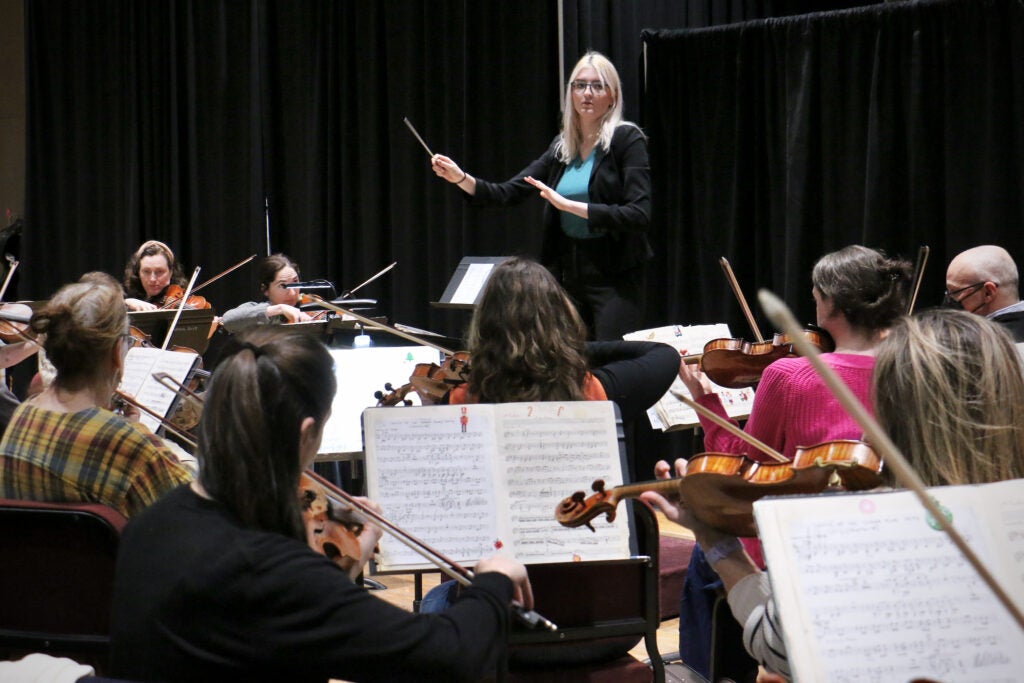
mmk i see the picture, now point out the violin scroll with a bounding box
[554,479,619,532]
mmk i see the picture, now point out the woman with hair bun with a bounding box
[220,253,313,333]
[0,272,192,518]
[673,244,914,678]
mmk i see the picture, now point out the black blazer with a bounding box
[470,124,652,277]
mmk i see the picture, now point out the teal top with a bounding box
[556,149,597,239]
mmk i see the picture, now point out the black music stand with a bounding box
[430,256,509,309]
[127,309,216,355]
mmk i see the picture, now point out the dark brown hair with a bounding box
[123,240,187,300]
[467,257,589,403]
[197,328,336,540]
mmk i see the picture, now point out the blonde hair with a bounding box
[555,52,637,163]
[873,309,1024,486]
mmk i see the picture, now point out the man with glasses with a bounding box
[945,245,1024,342]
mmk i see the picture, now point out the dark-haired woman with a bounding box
[0,273,192,518]
[110,328,532,682]
[123,240,188,312]
[220,253,313,333]
[446,256,678,421]
[674,244,913,678]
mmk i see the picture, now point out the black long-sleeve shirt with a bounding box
[110,485,513,683]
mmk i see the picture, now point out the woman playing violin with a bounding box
[123,239,188,311]
[445,256,678,420]
[643,309,1024,680]
[110,328,533,683]
[220,253,313,333]
[0,273,192,518]
[673,244,912,678]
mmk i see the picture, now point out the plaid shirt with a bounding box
[0,403,193,518]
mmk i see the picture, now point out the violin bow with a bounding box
[304,469,557,631]
[758,288,1024,630]
[340,261,397,299]
[302,293,455,356]
[189,253,257,296]
[670,390,788,463]
[906,245,930,315]
[719,257,764,342]
[0,258,18,302]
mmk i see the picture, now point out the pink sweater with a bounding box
[695,353,875,567]
[696,353,875,462]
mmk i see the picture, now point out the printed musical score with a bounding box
[624,323,755,430]
[754,480,1024,682]
[119,347,199,434]
[363,402,631,571]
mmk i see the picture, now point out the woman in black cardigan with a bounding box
[432,51,651,341]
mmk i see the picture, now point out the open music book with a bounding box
[754,479,1024,682]
[118,347,200,435]
[362,401,632,572]
[623,324,755,431]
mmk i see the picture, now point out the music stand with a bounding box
[430,256,509,309]
[127,309,216,355]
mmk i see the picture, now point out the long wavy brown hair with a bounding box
[466,257,589,403]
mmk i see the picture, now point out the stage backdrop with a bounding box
[642,0,1024,334]
[24,0,874,339]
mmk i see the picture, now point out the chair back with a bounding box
[0,498,126,663]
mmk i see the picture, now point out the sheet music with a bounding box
[624,324,755,429]
[755,481,1024,682]
[118,347,199,433]
[493,402,630,563]
[363,402,631,571]
[450,263,495,304]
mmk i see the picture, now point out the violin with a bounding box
[376,352,471,406]
[0,259,35,344]
[299,471,369,573]
[160,284,210,310]
[556,440,882,537]
[681,326,835,388]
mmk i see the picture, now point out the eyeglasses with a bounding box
[571,80,606,94]
[942,281,990,309]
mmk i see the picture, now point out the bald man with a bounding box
[945,245,1024,342]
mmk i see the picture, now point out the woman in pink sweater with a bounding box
[673,244,913,679]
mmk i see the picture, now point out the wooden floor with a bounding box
[363,511,689,668]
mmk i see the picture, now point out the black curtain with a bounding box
[24,0,558,338]
[24,0,266,307]
[642,0,1024,336]
[24,0,880,339]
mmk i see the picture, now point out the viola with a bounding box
[681,326,835,389]
[555,440,882,537]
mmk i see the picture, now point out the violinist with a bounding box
[110,328,533,683]
[219,253,313,333]
[642,309,1024,680]
[444,256,678,418]
[673,244,912,678]
[0,273,192,518]
[422,257,677,642]
[123,239,188,311]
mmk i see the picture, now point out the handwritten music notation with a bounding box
[754,481,1024,682]
[363,402,631,570]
